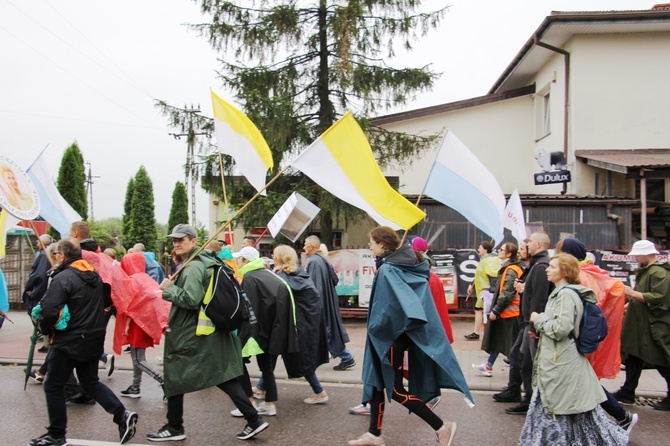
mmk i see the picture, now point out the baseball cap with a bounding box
[628,240,659,256]
[233,246,260,262]
[167,224,197,238]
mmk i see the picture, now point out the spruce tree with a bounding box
[128,166,157,252]
[57,142,88,221]
[168,182,189,232]
[122,177,134,248]
[166,182,189,251]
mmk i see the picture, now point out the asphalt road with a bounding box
[3,366,668,446]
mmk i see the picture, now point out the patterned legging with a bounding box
[368,333,443,436]
[131,347,164,388]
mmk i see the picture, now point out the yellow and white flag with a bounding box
[0,209,20,259]
[210,90,273,195]
[291,112,425,231]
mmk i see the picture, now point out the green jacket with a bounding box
[533,282,605,415]
[621,262,670,368]
[161,248,243,397]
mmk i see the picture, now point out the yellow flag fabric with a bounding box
[0,210,7,259]
[210,90,273,195]
[291,112,425,230]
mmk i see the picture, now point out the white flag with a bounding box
[503,188,527,243]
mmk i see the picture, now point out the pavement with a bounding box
[1,310,670,445]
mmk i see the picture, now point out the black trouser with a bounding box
[621,354,670,397]
[520,329,537,402]
[166,378,259,429]
[600,387,626,422]
[44,348,125,438]
[368,334,443,437]
[506,324,525,394]
[238,354,278,402]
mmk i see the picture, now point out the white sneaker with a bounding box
[304,390,328,405]
[348,432,385,446]
[472,362,493,377]
[426,396,441,411]
[230,408,244,417]
[348,403,371,415]
[254,401,277,416]
[436,421,457,446]
[252,386,266,400]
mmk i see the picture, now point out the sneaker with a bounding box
[29,370,45,384]
[493,388,521,403]
[230,407,244,417]
[653,396,670,411]
[118,410,138,444]
[464,332,480,340]
[120,385,141,398]
[334,358,356,371]
[254,401,277,416]
[236,419,269,440]
[618,411,638,433]
[252,386,266,400]
[426,395,441,411]
[69,394,95,404]
[436,421,457,446]
[612,389,635,405]
[123,345,131,354]
[505,402,529,415]
[105,354,115,377]
[37,345,49,353]
[304,390,329,404]
[472,362,493,377]
[28,433,66,446]
[348,432,386,446]
[147,424,186,442]
[348,403,371,415]
[503,358,511,365]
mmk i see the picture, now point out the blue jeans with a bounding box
[44,348,126,437]
[487,351,499,367]
[335,347,353,363]
[305,372,324,394]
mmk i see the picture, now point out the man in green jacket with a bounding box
[613,240,670,411]
[146,224,269,442]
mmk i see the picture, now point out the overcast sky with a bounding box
[0,0,654,225]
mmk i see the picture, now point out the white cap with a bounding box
[233,246,260,262]
[628,240,659,256]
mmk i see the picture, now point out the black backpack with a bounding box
[203,265,256,332]
[565,286,608,354]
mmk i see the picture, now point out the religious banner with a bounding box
[0,156,40,221]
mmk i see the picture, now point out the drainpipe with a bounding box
[534,39,570,195]
[640,170,647,240]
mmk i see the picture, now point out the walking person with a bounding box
[348,227,472,446]
[118,251,168,399]
[474,243,523,377]
[273,244,330,404]
[29,238,137,446]
[231,246,298,417]
[519,253,628,445]
[465,241,500,340]
[612,240,670,410]
[303,235,355,370]
[147,224,268,442]
[505,233,554,415]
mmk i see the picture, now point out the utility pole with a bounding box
[85,161,100,220]
[169,105,208,227]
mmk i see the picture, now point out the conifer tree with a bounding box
[122,177,134,248]
[161,1,444,244]
[166,182,189,251]
[128,166,157,252]
[57,142,88,221]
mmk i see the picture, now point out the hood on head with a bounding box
[121,251,146,275]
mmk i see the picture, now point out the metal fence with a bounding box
[0,234,38,310]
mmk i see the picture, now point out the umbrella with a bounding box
[24,324,39,390]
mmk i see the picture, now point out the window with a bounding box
[534,85,551,140]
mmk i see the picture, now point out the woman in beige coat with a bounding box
[519,253,627,446]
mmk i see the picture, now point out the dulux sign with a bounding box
[534,170,571,185]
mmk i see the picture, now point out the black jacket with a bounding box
[520,250,554,324]
[38,257,106,362]
[23,251,51,312]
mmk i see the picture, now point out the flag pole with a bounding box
[217,152,235,246]
[169,165,291,279]
[399,193,424,246]
[26,144,50,171]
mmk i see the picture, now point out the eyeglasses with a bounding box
[497,248,506,253]
[52,251,62,255]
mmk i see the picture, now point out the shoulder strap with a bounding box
[498,264,523,294]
